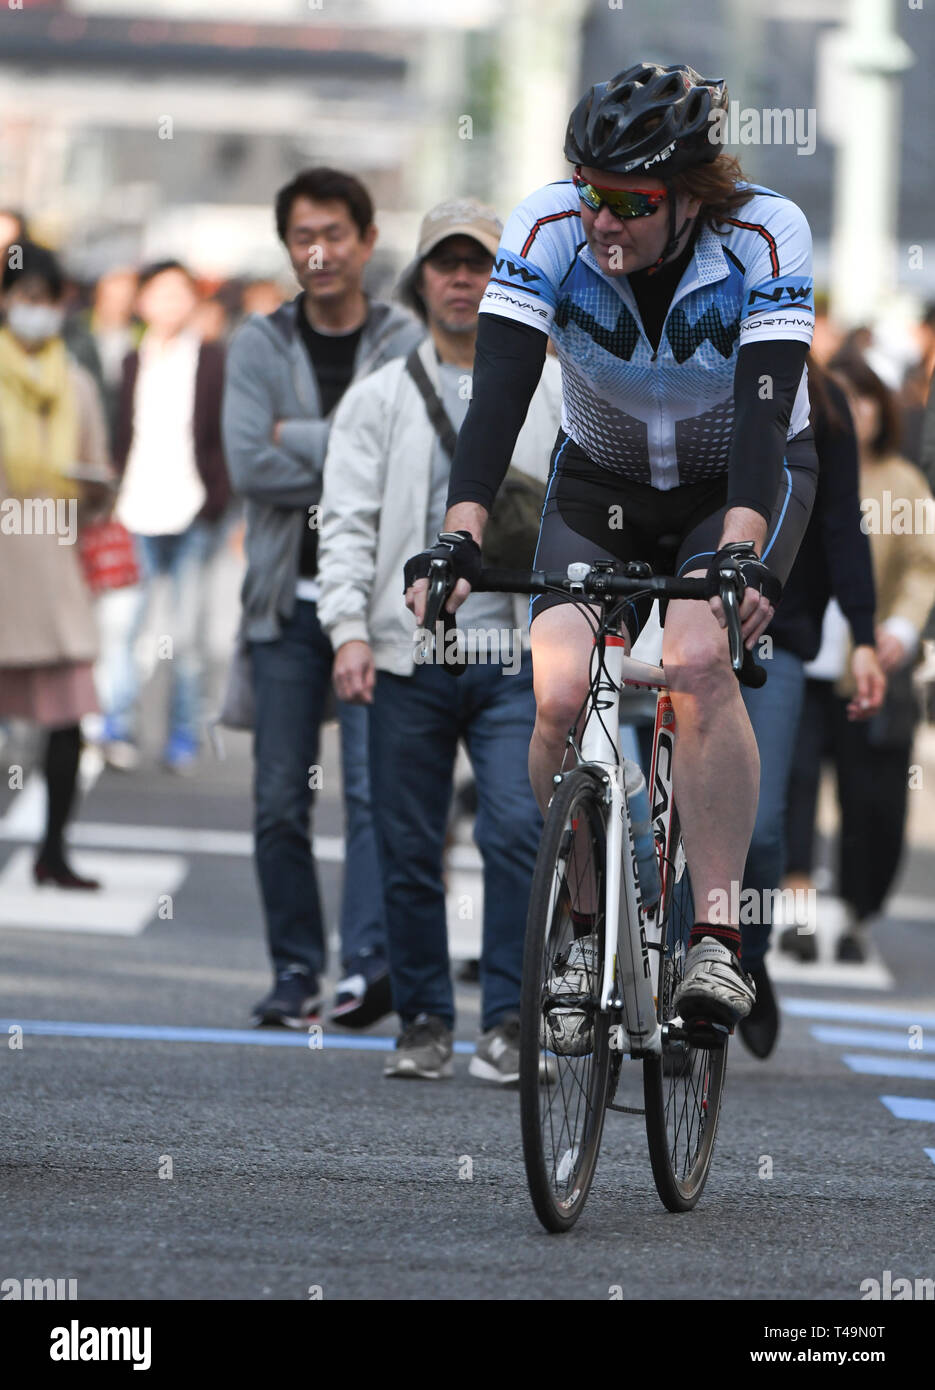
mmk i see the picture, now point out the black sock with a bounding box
[39,725,82,869]
[570,908,597,939]
[689,922,742,958]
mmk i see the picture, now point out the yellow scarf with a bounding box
[0,326,79,499]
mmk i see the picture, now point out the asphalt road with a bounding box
[1,716,935,1305]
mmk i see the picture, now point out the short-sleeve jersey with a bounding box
[479,180,814,491]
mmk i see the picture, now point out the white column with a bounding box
[492,0,592,217]
[828,0,913,328]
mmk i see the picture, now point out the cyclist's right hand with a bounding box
[333,640,376,705]
[403,530,483,624]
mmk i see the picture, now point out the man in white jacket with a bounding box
[318,200,562,1081]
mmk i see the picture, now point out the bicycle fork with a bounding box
[578,635,664,1058]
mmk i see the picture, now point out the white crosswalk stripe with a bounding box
[0,846,188,936]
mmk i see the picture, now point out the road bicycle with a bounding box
[424,554,763,1232]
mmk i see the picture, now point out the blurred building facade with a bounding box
[0,0,931,318]
[0,0,587,291]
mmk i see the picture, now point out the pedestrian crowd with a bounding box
[0,168,933,1077]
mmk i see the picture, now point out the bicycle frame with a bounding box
[425,557,752,1060]
[570,617,682,1059]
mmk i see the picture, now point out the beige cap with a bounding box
[396,197,502,320]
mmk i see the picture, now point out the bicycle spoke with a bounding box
[520,769,613,1226]
[644,826,727,1211]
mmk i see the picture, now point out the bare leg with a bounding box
[529,604,608,919]
[662,578,760,931]
[528,603,599,812]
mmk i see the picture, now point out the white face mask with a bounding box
[6,302,65,345]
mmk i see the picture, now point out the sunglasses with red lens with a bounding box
[573,171,667,221]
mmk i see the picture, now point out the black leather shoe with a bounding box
[34,858,101,891]
[738,963,779,1059]
[778,923,817,962]
[836,932,867,963]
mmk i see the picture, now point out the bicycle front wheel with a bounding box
[642,808,728,1212]
[519,767,615,1233]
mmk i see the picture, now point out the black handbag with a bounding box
[406,348,545,569]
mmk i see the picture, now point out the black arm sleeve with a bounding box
[445,314,548,513]
[816,377,876,648]
[727,338,810,523]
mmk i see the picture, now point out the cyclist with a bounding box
[404,62,820,1030]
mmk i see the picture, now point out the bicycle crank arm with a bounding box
[664,1018,732,1050]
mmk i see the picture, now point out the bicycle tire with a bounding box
[519,767,616,1233]
[642,807,728,1212]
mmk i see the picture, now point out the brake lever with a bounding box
[421,559,466,678]
[718,567,768,688]
[719,570,745,673]
[423,562,449,632]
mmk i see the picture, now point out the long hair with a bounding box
[668,153,755,231]
[829,351,902,458]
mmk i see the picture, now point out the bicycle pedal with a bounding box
[683,1018,732,1049]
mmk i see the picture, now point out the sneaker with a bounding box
[102,739,139,771]
[329,954,393,1029]
[97,716,139,771]
[163,732,199,774]
[541,936,598,1057]
[673,936,755,1028]
[469,1014,520,1084]
[738,963,779,1059]
[384,1012,453,1079]
[252,967,322,1029]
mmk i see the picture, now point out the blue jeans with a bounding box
[368,652,542,1033]
[740,645,806,970]
[250,602,387,979]
[250,601,333,978]
[336,699,387,970]
[106,522,215,747]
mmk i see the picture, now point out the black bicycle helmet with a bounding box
[565,62,728,178]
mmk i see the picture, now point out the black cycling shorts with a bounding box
[528,428,819,639]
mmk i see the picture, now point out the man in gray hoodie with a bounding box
[222,167,423,1029]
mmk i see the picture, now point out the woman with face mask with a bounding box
[0,240,112,888]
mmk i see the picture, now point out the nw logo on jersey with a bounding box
[554,298,640,360]
[747,281,812,310]
[493,257,540,285]
[666,304,740,363]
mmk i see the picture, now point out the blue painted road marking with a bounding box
[879,1096,935,1122]
[0,1018,477,1055]
[811,1026,928,1052]
[784,999,935,1028]
[841,1055,935,1081]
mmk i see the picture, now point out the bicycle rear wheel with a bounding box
[519,767,615,1233]
[643,808,728,1212]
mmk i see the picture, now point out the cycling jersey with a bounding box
[477,179,814,493]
